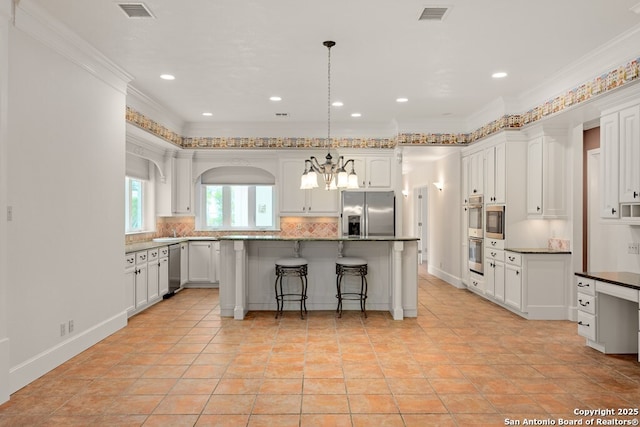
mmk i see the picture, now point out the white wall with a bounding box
[0,0,11,403]
[4,7,129,394]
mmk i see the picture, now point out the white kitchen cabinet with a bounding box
[526,134,567,218]
[147,248,160,302]
[485,143,506,204]
[279,159,339,215]
[485,248,505,301]
[188,241,217,283]
[575,275,639,355]
[619,105,640,204]
[468,272,484,295]
[352,157,392,188]
[504,253,522,311]
[158,256,169,296]
[134,252,148,309]
[124,253,136,314]
[467,150,484,197]
[180,242,189,286]
[172,155,193,215]
[600,112,620,218]
[461,156,469,206]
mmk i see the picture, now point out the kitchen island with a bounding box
[218,236,419,320]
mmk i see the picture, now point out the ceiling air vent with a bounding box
[418,7,449,21]
[117,3,154,18]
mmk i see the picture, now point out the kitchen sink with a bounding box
[152,237,185,243]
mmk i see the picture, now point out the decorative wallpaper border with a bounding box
[127,56,640,148]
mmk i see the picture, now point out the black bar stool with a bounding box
[335,257,368,318]
[274,258,309,319]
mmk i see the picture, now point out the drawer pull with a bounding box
[577,282,590,288]
[491,251,496,257]
[491,241,496,246]
[508,256,515,261]
[578,320,590,327]
[578,299,590,307]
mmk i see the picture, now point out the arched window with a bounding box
[197,166,276,230]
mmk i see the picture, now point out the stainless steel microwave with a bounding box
[486,205,505,240]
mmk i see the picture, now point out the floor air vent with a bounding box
[117,3,154,18]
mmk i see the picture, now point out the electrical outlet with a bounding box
[60,323,66,336]
[68,320,74,334]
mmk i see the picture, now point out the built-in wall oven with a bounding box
[486,205,505,240]
[468,195,483,238]
[468,237,483,275]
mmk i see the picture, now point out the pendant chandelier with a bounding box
[300,41,359,191]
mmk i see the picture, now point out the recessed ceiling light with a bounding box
[332,101,344,107]
[492,72,508,79]
[269,96,282,101]
[160,74,175,80]
[202,112,213,117]
[351,113,362,118]
[396,97,409,103]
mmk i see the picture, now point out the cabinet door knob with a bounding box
[634,191,639,199]
[612,207,617,214]
[516,270,519,275]
[536,206,541,212]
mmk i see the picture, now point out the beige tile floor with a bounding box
[1,267,640,426]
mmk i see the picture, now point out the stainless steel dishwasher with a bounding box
[164,243,181,298]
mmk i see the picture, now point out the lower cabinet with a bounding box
[469,250,570,320]
[504,252,522,310]
[124,246,169,317]
[188,241,217,283]
[467,273,484,294]
[575,275,639,356]
[485,249,505,301]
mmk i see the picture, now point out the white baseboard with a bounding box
[427,265,465,289]
[9,311,127,394]
[0,337,9,404]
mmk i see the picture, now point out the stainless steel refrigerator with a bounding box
[341,191,395,237]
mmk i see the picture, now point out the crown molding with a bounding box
[127,85,185,135]
[14,0,132,94]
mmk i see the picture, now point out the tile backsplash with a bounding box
[125,216,339,244]
[548,238,570,251]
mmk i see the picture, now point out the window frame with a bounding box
[200,183,276,231]
[125,176,145,233]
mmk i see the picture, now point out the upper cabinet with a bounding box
[352,157,392,188]
[600,112,620,219]
[600,103,640,222]
[467,150,484,198]
[173,155,193,215]
[485,143,506,205]
[618,105,640,203]
[279,159,339,216]
[526,133,567,219]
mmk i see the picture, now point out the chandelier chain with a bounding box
[327,42,331,152]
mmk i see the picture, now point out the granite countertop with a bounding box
[575,271,640,291]
[125,236,218,253]
[505,248,572,254]
[126,235,417,253]
[217,235,419,242]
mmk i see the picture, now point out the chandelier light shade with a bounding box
[300,41,359,191]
